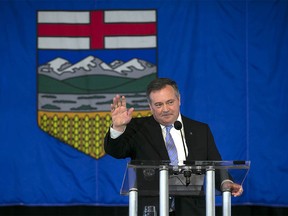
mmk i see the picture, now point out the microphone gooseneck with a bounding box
[174,121,187,158]
[174,120,191,186]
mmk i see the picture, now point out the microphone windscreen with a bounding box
[174,121,182,130]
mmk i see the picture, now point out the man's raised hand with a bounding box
[110,95,134,132]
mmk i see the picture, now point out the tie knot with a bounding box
[166,125,173,133]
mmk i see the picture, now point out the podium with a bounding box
[120,160,250,216]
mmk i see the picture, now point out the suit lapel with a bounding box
[146,116,170,160]
[182,116,195,161]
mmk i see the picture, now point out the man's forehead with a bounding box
[150,93,178,104]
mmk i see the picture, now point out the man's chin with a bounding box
[160,117,175,125]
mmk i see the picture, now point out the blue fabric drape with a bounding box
[0,0,288,207]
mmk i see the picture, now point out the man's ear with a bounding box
[149,104,153,112]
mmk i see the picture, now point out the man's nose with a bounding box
[163,104,169,111]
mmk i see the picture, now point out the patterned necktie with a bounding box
[165,125,178,166]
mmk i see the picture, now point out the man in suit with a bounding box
[104,78,243,215]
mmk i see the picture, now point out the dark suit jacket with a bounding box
[104,115,228,215]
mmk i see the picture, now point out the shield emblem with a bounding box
[37,10,157,159]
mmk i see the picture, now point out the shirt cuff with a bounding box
[110,126,125,139]
[221,179,234,190]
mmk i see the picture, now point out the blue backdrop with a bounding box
[0,0,288,207]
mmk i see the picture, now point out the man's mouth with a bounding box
[162,113,172,118]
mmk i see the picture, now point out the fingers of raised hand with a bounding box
[111,95,126,112]
[121,95,126,107]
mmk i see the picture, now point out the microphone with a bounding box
[174,121,191,186]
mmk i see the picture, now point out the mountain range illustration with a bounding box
[38,56,157,80]
[38,56,157,94]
